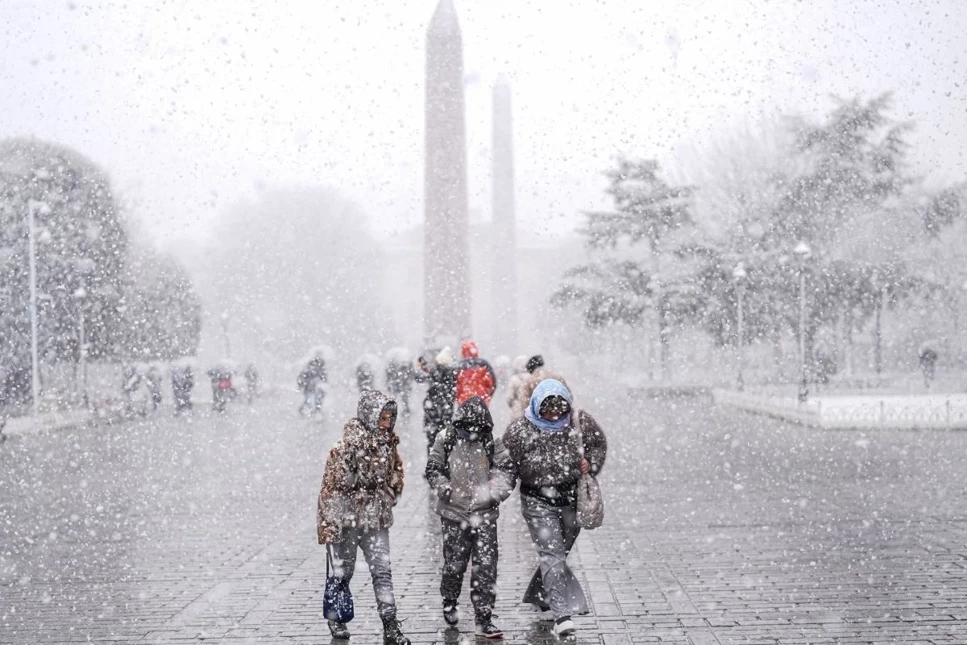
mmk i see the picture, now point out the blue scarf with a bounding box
[525,378,573,432]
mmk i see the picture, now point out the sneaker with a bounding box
[553,617,576,640]
[443,601,460,626]
[327,620,350,639]
[475,620,504,639]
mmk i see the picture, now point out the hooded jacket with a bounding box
[316,390,405,544]
[425,397,516,522]
[502,382,607,506]
[455,342,497,406]
[422,348,457,432]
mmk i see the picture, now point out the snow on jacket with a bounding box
[316,390,405,544]
[425,397,516,522]
[502,390,606,506]
[456,357,497,406]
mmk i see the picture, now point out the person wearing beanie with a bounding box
[508,355,567,418]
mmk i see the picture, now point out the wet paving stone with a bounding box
[2,388,967,644]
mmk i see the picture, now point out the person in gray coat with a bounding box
[425,396,516,639]
[502,379,607,641]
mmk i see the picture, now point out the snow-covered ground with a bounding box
[716,388,967,430]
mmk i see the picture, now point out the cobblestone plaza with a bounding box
[3,390,967,644]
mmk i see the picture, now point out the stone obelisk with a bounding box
[424,0,471,346]
[491,76,518,356]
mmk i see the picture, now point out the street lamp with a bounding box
[74,286,89,408]
[27,200,46,417]
[220,312,231,359]
[732,262,748,392]
[793,241,812,403]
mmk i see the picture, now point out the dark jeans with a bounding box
[440,516,498,622]
[330,527,397,619]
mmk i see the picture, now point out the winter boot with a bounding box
[327,620,350,639]
[442,599,460,626]
[381,614,411,645]
[475,619,504,639]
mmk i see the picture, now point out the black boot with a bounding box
[381,614,411,645]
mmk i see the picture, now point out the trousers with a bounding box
[329,526,397,619]
[520,493,589,619]
[440,516,498,622]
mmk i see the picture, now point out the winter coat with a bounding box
[508,368,567,417]
[425,397,516,522]
[455,357,497,406]
[385,361,413,395]
[298,358,327,392]
[316,390,405,544]
[506,372,529,417]
[423,363,456,432]
[502,409,607,506]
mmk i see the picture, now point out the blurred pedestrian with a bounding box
[299,351,328,416]
[502,379,608,641]
[207,363,235,412]
[508,355,567,416]
[171,361,194,415]
[419,347,457,454]
[146,364,163,412]
[506,355,530,417]
[356,356,378,393]
[244,364,260,402]
[919,343,938,389]
[316,389,410,645]
[455,340,497,406]
[385,349,414,416]
[425,396,516,638]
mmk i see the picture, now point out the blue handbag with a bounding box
[324,546,355,623]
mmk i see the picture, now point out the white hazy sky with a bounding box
[2,0,965,247]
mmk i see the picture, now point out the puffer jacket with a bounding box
[317,390,405,544]
[502,408,607,506]
[425,397,516,522]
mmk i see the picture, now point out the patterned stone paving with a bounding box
[3,383,967,644]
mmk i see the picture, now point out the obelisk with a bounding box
[491,76,518,356]
[424,0,471,346]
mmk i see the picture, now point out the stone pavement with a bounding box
[2,384,967,644]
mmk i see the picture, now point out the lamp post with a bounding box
[74,286,88,408]
[732,262,748,392]
[220,312,231,359]
[794,241,812,403]
[27,200,41,417]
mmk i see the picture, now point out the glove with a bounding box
[436,482,453,502]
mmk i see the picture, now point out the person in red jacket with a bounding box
[455,341,497,406]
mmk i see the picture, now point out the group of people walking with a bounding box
[316,342,607,643]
